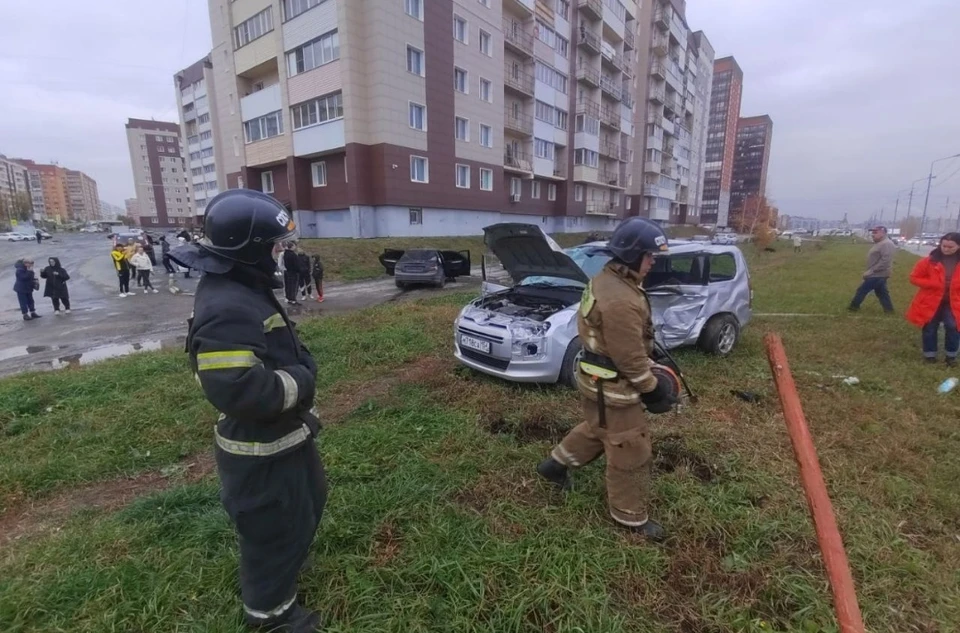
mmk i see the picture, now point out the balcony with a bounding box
[553,165,566,178]
[601,51,623,73]
[652,34,668,56]
[622,92,633,109]
[644,184,661,198]
[504,108,534,136]
[650,61,667,79]
[600,139,619,159]
[506,0,535,15]
[504,149,533,173]
[644,159,661,173]
[624,27,635,51]
[504,63,535,96]
[654,9,669,31]
[622,61,633,79]
[503,18,534,57]
[576,63,600,87]
[678,190,689,203]
[599,169,621,187]
[578,27,600,53]
[600,75,622,101]
[665,96,683,114]
[647,112,663,126]
[663,142,675,158]
[578,0,603,20]
[600,106,620,130]
[586,201,618,216]
[620,146,632,162]
[576,98,600,119]
[649,87,665,103]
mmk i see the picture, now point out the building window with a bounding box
[453,15,467,43]
[548,183,557,201]
[234,8,273,49]
[286,29,340,76]
[199,131,212,141]
[456,164,470,188]
[410,156,428,183]
[510,177,521,197]
[198,113,210,124]
[155,135,164,141]
[575,184,584,201]
[409,207,423,224]
[556,35,569,58]
[557,0,569,19]
[158,146,165,153]
[283,0,324,21]
[404,0,422,20]
[409,102,427,130]
[532,181,541,199]
[480,168,493,191]
[454,67,468,93]
[479,0,490,6]
[311,161,327,187]
[261,171,274,193]
[479,124,492,147]
[479,78,492,103]
[406,46,424,76]
[574,148,599,167]
[626,197,632,210]
[455,116,469,141]
[479,30,491,56]
[291,91,343,130]
[244,110,284,143]
[534,138,555,160]
[535,61,568,94]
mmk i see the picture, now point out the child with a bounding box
[131,245,158,294]
[311,254,325,302]
[40,257,71,313]
[13,258,41,321]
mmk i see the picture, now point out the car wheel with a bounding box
[395,279,406,290]
[559,337,582,388]
[698,314,740,356]
[436,276,446,289]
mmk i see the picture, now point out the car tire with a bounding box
[559,337,582,388]
[436,276,446,289]
[698,314,740,356]
[395,280,406,290]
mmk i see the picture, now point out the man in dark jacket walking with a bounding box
[159,236,176,275]
[13,258,41,320]
[171,189,325,633]
[35,229,42,245]
[282,243,301,305]
[40,257,71,314]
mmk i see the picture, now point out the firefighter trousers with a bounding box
[215,438,327,625]
[551,397,652,527]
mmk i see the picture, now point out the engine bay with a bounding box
[475,290,575,322]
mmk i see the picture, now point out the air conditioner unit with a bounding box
[510,193,521,203]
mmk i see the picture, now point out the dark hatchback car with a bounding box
[379,248,471,289]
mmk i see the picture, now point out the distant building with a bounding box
[13,160,70,224]
[729,114,773,229]
[174,55,225,219]
[0,154,32,222]
[125,198,141,225]
[99,200,126,222]
[65,169,101,221]
[125,118,193,228]
[701,56,743,227]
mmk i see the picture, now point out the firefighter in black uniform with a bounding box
[171,189,326,632]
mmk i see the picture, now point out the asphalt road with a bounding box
[0,234,482,376]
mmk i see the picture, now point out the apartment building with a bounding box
[626,0,712,226]
[125,118,194,227]
[701,55,742,227]
[65,169,101,222]
[175,55,226,218]
[0,155,32,222]
[125,198,141,224]
[99,200,126,222]
[13,160,70,223]
[729,114,773,225]
[205,0,640,238]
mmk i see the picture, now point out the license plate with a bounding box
[460,334,491,354]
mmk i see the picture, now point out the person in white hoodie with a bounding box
[131,245,158,294]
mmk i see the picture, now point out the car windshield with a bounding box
[519,246,610,288]
[401,250,438,263]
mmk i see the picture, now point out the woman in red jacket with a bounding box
[906,232,960,366]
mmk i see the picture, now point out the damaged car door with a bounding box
[644,253,710,349]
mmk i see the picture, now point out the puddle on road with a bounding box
[0,345,71,362]
[0,337,185,372]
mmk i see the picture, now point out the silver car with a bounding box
[454,223,752,387]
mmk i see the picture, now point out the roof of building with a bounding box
[125,118,180,133]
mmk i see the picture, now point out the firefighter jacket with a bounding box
[187,265,320,457]
[575,262,659,407]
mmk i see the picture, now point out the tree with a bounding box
[899,216,920,240]
[0,192,33,224]
[734,195,778,249]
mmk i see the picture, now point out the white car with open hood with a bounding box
[453,223,753,387]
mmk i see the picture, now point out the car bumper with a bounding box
[396,272,440,283]
[454,346,562,383]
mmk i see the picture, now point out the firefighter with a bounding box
[537,217,677,541]
[171,189,326,632]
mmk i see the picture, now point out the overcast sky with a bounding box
[2,0,959,224]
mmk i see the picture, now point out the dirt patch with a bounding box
[370,520,402,567]
[453,469,550,527]
[0,453,215,549]
[482,413,572,444]
[654,435,718,483]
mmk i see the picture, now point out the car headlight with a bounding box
[509,321,550,359]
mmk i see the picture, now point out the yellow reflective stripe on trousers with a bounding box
[263,313,286,333]
[197,350,260,371]
[214,423,311,457]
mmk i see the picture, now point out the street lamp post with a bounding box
[920,153,960,237]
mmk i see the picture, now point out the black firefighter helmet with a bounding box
[605,217,669,266]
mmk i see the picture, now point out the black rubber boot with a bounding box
[623,519,666,543]
[537,457,571,491]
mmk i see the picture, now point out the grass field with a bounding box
[1,240,957,633]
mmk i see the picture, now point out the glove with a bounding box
[640,381,676,414]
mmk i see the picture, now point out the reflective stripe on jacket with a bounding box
[575,262,658,407]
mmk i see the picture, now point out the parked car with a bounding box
[1,232,30,242]
[712,232,738,245]
[453,223,752,387]
[378,248,471,289]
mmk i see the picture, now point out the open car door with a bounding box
[644,253,710,349]
[440,250,471,279]
[378,249,405,276]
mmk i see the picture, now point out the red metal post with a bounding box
[764,333,866,633]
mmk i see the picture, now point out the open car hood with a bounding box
[483,223,590,285]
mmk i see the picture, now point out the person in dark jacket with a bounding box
[40,257,71,314]
[35,229,42,245]
[171,189,325,633]
[282,242,301,305]
[13,258,41,320]
[143,235,157,266]
[311,255,324,303]
[297,248,311,300]
[159,236,176,275]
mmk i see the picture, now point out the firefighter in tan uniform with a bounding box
[537,217,677,541]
